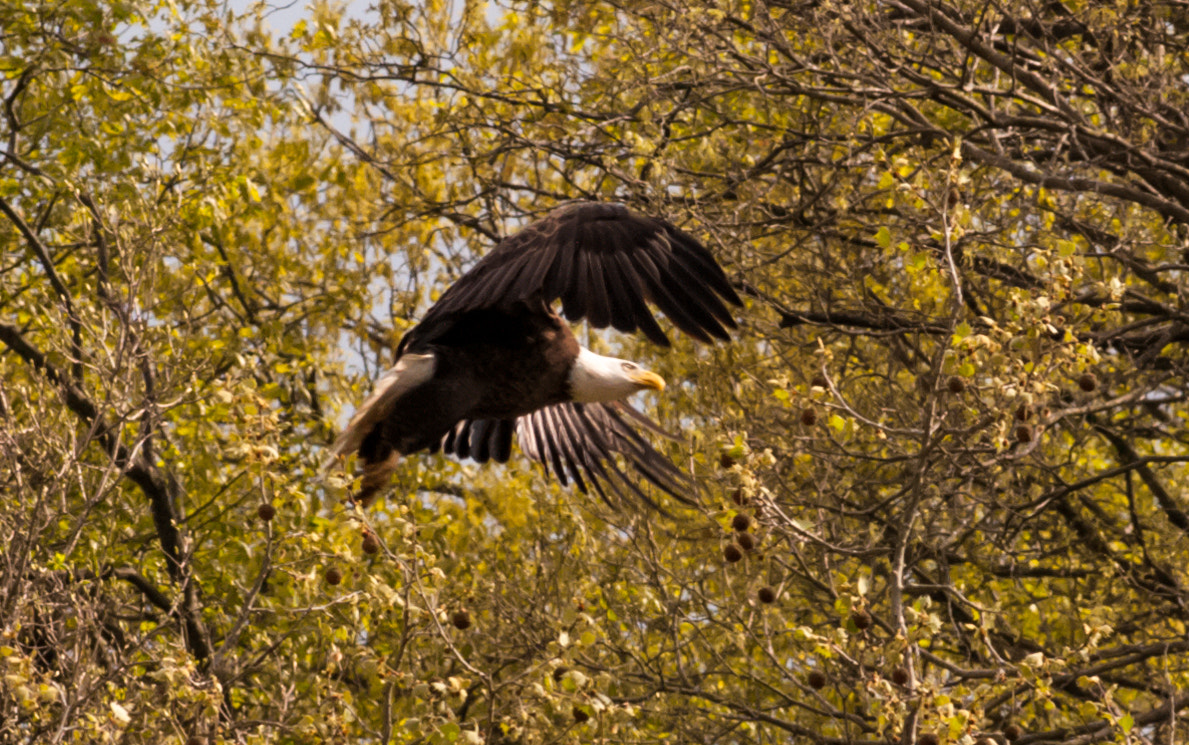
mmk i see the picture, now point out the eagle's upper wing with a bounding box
[409,202,742,347]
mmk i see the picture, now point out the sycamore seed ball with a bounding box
[451,610,471,630]
[800,408,817,426]
[737,532,756,551]
[325,567,342,586]
[851,609,872,630]
[723,544,744,563]
[731,513,752,532]
[257,503,275,521]
[806,670,827,689]
[757,586,777,604]
[361,533,380,555]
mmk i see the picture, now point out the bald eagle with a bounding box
[329,202,742,507]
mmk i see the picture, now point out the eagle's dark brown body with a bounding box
[358,303,579,463]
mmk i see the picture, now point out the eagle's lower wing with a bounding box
[440,403,694,508]
[515,402,694,508]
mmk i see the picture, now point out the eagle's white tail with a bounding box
[322,353,437,470]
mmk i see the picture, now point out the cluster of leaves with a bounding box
[2,0,1187,743]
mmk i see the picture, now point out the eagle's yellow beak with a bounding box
[630,370,666,392]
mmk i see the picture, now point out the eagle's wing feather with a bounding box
[443,418,516,465]
[437,403,693,507]
[405,202,741,350]
[515,402,694,508]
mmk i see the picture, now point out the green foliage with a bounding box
[2,0,1187,743]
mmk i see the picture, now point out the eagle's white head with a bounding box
[568,347,666,403]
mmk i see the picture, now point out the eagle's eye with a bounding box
[621,362,637,371]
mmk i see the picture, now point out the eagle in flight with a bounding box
[328,202,741,507]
